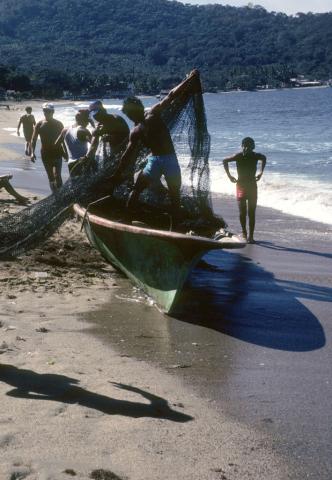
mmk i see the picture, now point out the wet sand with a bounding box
[85,195,332,479]
[1,102,332,479]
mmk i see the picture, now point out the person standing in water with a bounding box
[223,137,266,244]
[17,106,36,156]
[30,103,64,192]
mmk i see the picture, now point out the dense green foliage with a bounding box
[0,0,332,94]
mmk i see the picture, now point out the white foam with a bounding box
[265,141,332,154]
[2,127,18,137]
[259,175,332,225]
[210,168,332,226]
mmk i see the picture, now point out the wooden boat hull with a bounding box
[74,204,244,313]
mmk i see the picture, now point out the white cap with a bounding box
[42,102,54,111]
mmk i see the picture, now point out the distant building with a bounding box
[290,76,323,88]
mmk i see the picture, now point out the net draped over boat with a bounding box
[0,72,226,258]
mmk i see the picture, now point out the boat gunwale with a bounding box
[73,204,244,250]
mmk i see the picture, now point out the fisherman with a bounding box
[223,137,266,244]
[109,69,201,219]
[17,106,36,156]
[30,103,64,192]
[78,107,95,129]
[83,100,130,167]
[87,100,103,129]
[55,110,91,177]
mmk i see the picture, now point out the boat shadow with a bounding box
[173,250,327,352]
[0,364,192,423]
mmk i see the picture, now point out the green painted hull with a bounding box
[74,204,244,313]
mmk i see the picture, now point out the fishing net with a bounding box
[0,72,226,258]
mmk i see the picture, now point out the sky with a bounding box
[180,0,332,15]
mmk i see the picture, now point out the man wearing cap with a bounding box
[85,100,129,165]
[87,100,103,129]
[30,103,64,192]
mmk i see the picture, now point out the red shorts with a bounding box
[236,182,257,202]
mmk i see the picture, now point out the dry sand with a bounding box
[0,103,294,479]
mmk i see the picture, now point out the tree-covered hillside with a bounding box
[0,0,332,94]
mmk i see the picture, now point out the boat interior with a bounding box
[81,195,227,240]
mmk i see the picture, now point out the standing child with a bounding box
[223,137,266,244]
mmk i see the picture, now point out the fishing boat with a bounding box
[74,201,245,313]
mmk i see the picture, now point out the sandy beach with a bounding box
[1,101,332,479]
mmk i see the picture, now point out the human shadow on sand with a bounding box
[0,364,192,422]
[173,250,326,352]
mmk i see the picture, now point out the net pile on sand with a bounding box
[0,72,225,258]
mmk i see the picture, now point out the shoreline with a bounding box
[0,101,71,196]
[215,84,331,94]
[1,99,331,228]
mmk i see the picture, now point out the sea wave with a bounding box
[209,169,332,226]
[263,141,332,154]
[74,102,123,111]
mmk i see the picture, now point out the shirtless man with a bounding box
[30,103,64,192]
[223,137,266,244]
[55,110,91,177]
[17,106,36,155]
[110,69,201,217]
[87,101,130,162]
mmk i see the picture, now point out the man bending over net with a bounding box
[110,70,201,221]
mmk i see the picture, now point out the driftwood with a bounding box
[0,174,29,204]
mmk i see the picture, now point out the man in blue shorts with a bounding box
[110,70,201,219]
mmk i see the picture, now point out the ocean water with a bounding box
[3,87,332,225]
[204,87,332,226]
